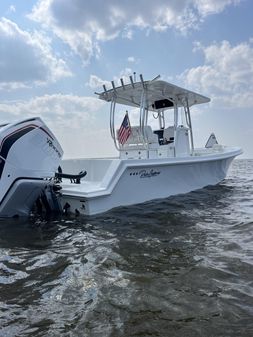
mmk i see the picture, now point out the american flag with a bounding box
[118,112,131,145]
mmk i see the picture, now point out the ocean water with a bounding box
[0,159,252,337]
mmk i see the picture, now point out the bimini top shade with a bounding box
[97,79,210,110]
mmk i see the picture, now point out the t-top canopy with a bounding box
[97,78,210,110]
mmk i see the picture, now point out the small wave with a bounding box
[0,160,253,336]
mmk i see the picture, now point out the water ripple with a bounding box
[0,159,253,336]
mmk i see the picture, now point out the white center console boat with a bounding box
[57,75,242,216]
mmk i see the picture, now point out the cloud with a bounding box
[86,68,134,90]
[87,75,111,90]
[0,94,114,158]
[0,94,105,128]
[193,0,241,16]
[127,56,136,63]
[0,17,72,89]
[181,39,253,108]
[29,0,242,64]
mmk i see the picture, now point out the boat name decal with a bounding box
[47,138,62,158]
[139,169,160,178]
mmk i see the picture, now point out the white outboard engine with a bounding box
[0,117,63,217]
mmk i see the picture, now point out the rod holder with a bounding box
[151,74,161,82]
[130,76,135,88]
[120,78,125,89]
[111,81,116,92]
[140,74,145,88]
[102,85,109,99]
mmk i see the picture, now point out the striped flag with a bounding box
[118,112,131,145]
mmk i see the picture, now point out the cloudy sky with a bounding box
[0,0,252,158]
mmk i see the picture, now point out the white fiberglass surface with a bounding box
[61,158,119,182]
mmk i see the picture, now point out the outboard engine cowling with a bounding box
[0,117,63,217]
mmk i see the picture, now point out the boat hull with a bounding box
[59,148,241,216]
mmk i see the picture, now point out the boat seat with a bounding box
[118,126,158,149]
[163,126,174,144]
[123,126,143,145]
[145,126,159,144]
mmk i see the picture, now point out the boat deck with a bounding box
[61,180,105,196]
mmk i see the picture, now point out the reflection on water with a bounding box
[0,160,253,336]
